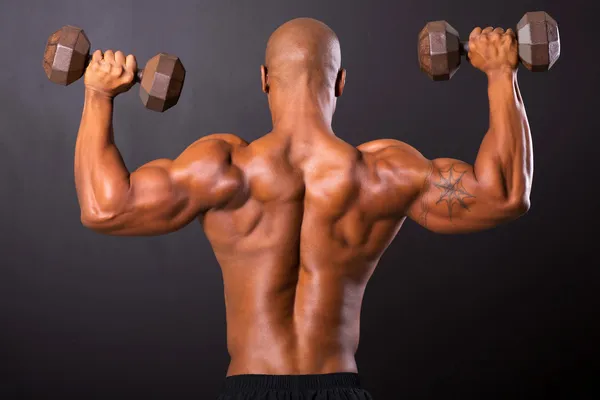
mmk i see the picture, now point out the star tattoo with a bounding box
[434,164,475,220]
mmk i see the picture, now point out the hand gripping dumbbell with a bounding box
[418,11,560,81]
[43,26,186,112]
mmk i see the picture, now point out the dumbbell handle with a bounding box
[84,53,145,83]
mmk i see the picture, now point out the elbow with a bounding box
[80,207,119,232]
[504,195,531,218]
[79,190,128,232]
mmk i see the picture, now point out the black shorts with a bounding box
[217,372,373,399]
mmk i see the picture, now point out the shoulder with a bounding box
[171,134,248,174]
[357,138,409,153]
[357,138,433,199]
[180,133,248,159]
[197,133,249,148]
[189,133,249,155]
[357,139,428,170]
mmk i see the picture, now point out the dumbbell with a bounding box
[418,11,560,81]
[43,26,186,112]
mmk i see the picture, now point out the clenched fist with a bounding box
[84,50,138,98]
[468,27,518,76]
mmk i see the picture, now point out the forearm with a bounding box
[75,89,131,221]
[474,71,532,207]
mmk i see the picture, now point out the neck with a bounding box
[268,81,336,138]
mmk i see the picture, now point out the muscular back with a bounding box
[202,132,417,375]
[79,120,528,375]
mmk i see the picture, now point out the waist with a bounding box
[227,350,358,377]
[226,312,361,359]
[222,372,362,392]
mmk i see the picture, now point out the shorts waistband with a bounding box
[222,372,361,392]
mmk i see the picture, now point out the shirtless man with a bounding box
[74,18,531,399]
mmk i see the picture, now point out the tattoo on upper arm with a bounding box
[417,163,476,225]
[433,164,475,220]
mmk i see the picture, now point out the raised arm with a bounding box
[365,26,532,234]
[75,50,245,236]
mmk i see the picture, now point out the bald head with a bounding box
[263,18,343,92]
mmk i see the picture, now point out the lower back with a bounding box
[223,262,365,376]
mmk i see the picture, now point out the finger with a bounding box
[493,27,505,35]
[482,26,494,35]
[91,50,103,63]
[490,32,503,41]
[103,50,115,63]
[504,28,517,41]
[469,27,482,40]
[125,54,137,74]
[114,51,126,66]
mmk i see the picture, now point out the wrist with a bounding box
[85,87,114,103]
[486,67,516,83]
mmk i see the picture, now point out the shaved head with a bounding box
[263,18,343,91]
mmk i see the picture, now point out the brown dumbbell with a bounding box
[418,11,560,81]
[43,25,186,112]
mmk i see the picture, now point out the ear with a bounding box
[261,65,269,94]
[335,68,346,97]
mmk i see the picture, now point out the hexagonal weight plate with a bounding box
[418,21,461,81]
[43,26,91,85]
[516,11,560,72]
[139,53,186,112]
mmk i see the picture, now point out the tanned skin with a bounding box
[75,19,531,376]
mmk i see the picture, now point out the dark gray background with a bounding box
[1,0,598,398]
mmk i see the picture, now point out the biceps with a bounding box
[409,159,511,233]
